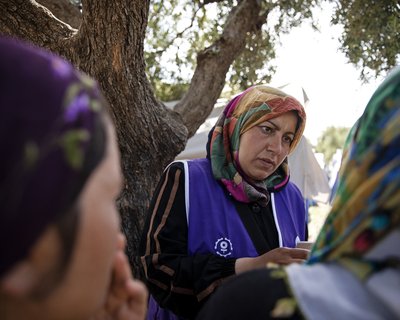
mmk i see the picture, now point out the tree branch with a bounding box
[0,0,76,56]
[199,0,226,7]
[175,0,264,136]
[36,0,81,29]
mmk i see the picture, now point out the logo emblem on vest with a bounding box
[214,237,233,257]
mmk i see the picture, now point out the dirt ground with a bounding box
[307,203,331,242]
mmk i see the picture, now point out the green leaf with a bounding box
[59,129,90,169]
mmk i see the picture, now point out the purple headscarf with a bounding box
[0,37,108,276]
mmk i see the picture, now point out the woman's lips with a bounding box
[258,158,275,168]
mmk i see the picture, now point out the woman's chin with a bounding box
[248,171,271,181]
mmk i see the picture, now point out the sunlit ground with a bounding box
[308,203,331,242]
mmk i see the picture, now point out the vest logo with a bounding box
[214,237,233,257]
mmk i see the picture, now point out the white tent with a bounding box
[287,136,330,202]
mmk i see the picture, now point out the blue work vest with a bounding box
[186,158,306,256]
[147,158,306,320]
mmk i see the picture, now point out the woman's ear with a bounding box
[0,260,40,297]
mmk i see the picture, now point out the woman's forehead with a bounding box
[257,113,298,130]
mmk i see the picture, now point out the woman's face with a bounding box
[39,121,123,319]
[238,111,298,181]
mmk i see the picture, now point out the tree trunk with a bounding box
[0,0,266,277]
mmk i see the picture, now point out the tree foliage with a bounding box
[145,0,317,100]
[315,126,350,164]
[330,0,400,81]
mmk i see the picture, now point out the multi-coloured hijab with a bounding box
[308,66,400,280]
[208,85,306,205]
[0,38,108,276]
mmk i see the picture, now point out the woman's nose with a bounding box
[266,134,282,153]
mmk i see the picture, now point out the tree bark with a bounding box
[36,0,81,29]
[0,0,76,54]
[0,0,267,277]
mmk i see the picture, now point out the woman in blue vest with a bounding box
[140,85,309,319]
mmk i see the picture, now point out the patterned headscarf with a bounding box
[0,38,108,276]
[208,85,306,205]
[308,66,400,280]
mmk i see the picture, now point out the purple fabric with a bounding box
[273,182,306,247]
[0,37,107,276]
[147,295,181,320]
[187,159,306,253]
[187,158,258,258]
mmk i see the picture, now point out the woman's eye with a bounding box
[283,136,293,145]
[260,126,273,134]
